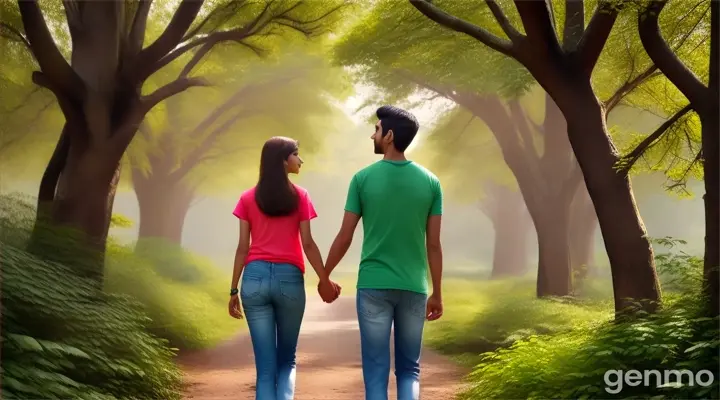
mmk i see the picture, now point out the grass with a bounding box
[105,239,245,351]
[423,278,614,367]
[426,241,719,399]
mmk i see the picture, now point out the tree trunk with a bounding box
[133,167,195,246]
[28,125,70,254]
[699,110,719,317]
[525,193,573,297]
[50,135,124,283]
[569,183,598,282]
[556,83,661,314]
[481,185,531,278]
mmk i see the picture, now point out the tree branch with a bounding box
[141,76,211,111]
[0,22,31,49]
[514,0,563,55]
[18,0,83,100]
[170,107,256,181]
[109,76,210,154]
[638,0,708,104]
[189,73,303,139]
[182,0,239,41]
[709,0,718,94]
[604,66,660,113]
[563,0,585,51]
[618,104,693,174]
[576,0,621,77]
[148,2,275,78]
[134,0,205,80]
[508,99,541,165]
[408,0,516,58]
[485,0,523,42]
[126,0,153,58]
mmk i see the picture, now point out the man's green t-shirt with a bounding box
[344,160,443,295]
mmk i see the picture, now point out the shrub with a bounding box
[1,238,182,399]
[459,243,719,400]
[105,241,243,350]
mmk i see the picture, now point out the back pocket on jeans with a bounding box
[279,280,305,301]
[241,276,262,300]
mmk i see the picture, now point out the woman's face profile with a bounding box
[285,150,303,174]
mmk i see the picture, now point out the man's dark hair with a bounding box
[376,105,419,152]
[255,136,299,216]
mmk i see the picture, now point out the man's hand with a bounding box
[318,279,341,303]
[229,295,243,319]
[426,293,443,321]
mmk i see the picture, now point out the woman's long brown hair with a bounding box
[255,136,299,216]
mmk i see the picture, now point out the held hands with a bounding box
[318,278,341,303]
[426,293,443,321]
[228,295,243,319]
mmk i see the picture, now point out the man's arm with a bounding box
[325,175,362,276]
[426,215,443,300]
[425,179,443,321]
[324,211,360,276]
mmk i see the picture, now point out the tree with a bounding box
[415,106,534,279]
[4,0,347,281]
[404,0,704,313]
[334,1,704,299]
[481,181,533,278]
[130,52,350,246]
[638,0,718,316]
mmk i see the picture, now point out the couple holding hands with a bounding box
[228,105,444,400]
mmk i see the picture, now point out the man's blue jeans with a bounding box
[241,261,306,400]
[356,288,428,400]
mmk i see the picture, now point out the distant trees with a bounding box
[2,0,346,281]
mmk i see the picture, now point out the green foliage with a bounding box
[437,242,718,400]
[424,278,613,367]
[127,49,353,195]
[110,213,134,229]
[335,0,709,199]
[0,194,182,400]
[106,239,243,350]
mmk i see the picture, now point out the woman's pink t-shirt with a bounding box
[232,184,317,273]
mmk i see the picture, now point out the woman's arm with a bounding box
[230,220,251,290]
[300,220,339,302]
[300,220,327,282]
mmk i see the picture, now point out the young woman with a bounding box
[228,136,340,400]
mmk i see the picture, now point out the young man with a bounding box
[322,105,444,400]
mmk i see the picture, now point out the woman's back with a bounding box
[232,184,316,273]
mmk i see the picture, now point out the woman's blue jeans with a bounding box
[241,261,306,400]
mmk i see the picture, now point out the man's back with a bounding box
[344,159,443,295]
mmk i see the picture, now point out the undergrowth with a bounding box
[0,194,182,399]
[455,239,719,399]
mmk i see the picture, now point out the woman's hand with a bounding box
[229,295,244,319]
[318,279,341,303]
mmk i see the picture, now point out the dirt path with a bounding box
[180,296,468,400]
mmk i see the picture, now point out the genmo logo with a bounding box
[604,369,715,394]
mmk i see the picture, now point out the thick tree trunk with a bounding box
[133,167,195,246]
[464,95,575,295]
[569,183,598,282]
[557,83,661,314]
[526,193,573,297]
[699,110,719,317]
[50,135,124,283]
[481,185,531,278]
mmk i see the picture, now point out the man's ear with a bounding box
[385,129,394,144]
